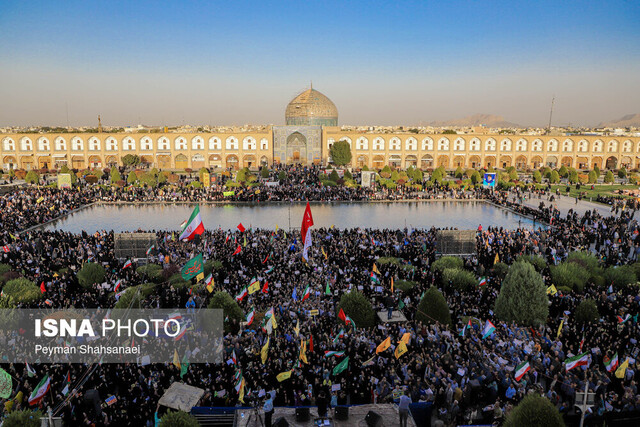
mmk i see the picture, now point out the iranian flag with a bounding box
[565,352,590,371]
[246,308,255,326]
[113,280,122,292]
[235,287,248,302]
[122,259,132,269]
[515,361,530,381]
[478,277,487,287]
[28,375,51,405]
[301,284,311,301]
[301,202,314,261]
[179,205,205,241]
[481,320,496,340]
[324,350,345,358]
[604,353,619,373]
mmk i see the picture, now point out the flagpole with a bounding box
[579,366,588,427]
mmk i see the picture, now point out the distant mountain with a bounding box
[598,114,640,128]
[429,114,521,128]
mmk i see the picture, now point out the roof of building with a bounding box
[285,85,338,123]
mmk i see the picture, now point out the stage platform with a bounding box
[235,403,415,427]
[377,310,408,323]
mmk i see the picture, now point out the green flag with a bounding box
[332,356,349,376]
[181,254,204,280]
[180,353,190,379]
[398,299,405,309]
[0,368,12,399]
[325,282,331,295]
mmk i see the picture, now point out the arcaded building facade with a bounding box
[2,87,639,171]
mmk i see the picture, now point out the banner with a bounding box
[483,173,496,188]
[57,173,72,189]
[201,172,210,187]
[223,191,235,197]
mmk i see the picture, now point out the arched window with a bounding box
[123,137,135,151]
[623,140,632,153]
[469,138,480,151]
[516,139,527,152]
[38,137,50,151]
[260,138,268,150]
[192,136,204,150]
[500,139,512,151]
[356,137,369,150]
[547,139,558,152]
[158,137,170,150]
[484,138,496,151]
[242,136,256,150]
[405,137,417,151]
[226,136,238,150]
[209,137,221,150]
[55,137,68,151]
[562,139,573,152]
[531,139,542,152]
[577,140,588,152]
[174,137,187,150]
[140,136,152,151]
[437,138,450,151]
[373,137,385,151]
[593,140,603,152]
[389,137,401,150]
[453,138,465,151]
[20,137,33,151]
[2,138,15,151]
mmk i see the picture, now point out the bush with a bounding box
[575,299,599,325]
[494,262,548,326]
[139,172,157,188]
[377,257,401,266]
[85,174,99,184]
[3,278,42,304]
[604,170,614,183]
[431,256,463,274]
[516,255,547,272]
[260,167,270,178]
[278,171,287,181]
[504,394,565,427]
[114,286,144,309]
[394,280,415,292]
[110,167,121,184]
[329,170,340,182]
[136,264,164,282]
[550,263,590,292]
[415,287,451,327]
[329,140,352,166]
[169,273,190,289]
[189,181,202,188]
[618,167,627,178]
[127,171,138,184]
[337,291,376,328]
[491,262,510,280]
[208,291,243,332]
[442,268,476,291]
[604,265,636,289]
[76,262,106,289]
[25,170,39,184]
[532,170,541,183]
[204,259,223,276]
[2,409,44,427]
[0,263,11,275]
[568,170,578,184]
[549,170,560,183]
[380,165,392,179]
[566,251,602,280]
[159,410,200,427]
[558,165,568,178]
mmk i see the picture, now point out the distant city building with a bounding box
[1,86,639,171]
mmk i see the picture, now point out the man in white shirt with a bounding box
[398,389,412,427]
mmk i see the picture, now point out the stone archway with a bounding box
[437,155,449,168]
[576,157,588,170]
[208,155,222,169]
[175,154,188,169]
[157,155,171,169]
[484,156,496,169]
[226,155,239,170]
[38,156,51,170]
[356,155,368,168]
[89,155,102,169]
[21,156,35,170]
[499,155,512,169]
[192,154,205,169]
[421,155,434,170]
[286,132,307,165]
[453,156,465,168]
[388,155,402,168]
[530,156,543,169]
[71,156,85,169]
[468,155,481,169]
[621,156,632,169]
[591,157,602,170]
[605,156,617,170]
[404,155,417,168]
[515,156,527,170]
[243,155,256,169]
[546,156,558,168]
[561,156,573,168]
[372,155,385,169]
[260,156,269,167]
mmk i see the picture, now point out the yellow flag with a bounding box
[322,248,328,260]
[372,263,380,274]
[376,337,391,354]
[271,315,278,330]
[248,281,261,294]
[556,319,564,339]
[207,278,215,293]
[243,236,247,247]
[391,277,394,293]
[173,349,181,369]
[276,224,279,231]
[277,370,292,382]
[547,284,558,296]
[36,196,44,204]
[238,378,246,402]
[400,332,411,345]
[615,358,629,379]
[300,339,308,364]
[494,253,500,265]
[394,341,408,359]
[330,224,335,229]
[196,272,204,282]
[294,319,300,337]
[261,337,270,364]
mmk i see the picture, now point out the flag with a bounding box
[113,279,122,292]
[332,356,349,376]
[28,375,51,405]
[2,246,8,253]
[338,308,347,323]
[246,308,255,326]
[370,272,380,284]
[261,281,269,293]
[345,316,357,331]
[322,247,328,260]
[333,329,345,344]
[376,337,391,354]
[608,284,614,294]
[579,334,585,353]
[478,277,487,287]
[325,282,331,295]
[181,254,204,280]
[391,277,394,293]
[26,363,36,377]
[309,335,313,352]
[301,202,314,261]
[179,205,205,241]
[225,234,230,244]
[604,353,619,373]
[325,351,345,358]
[0,368,12,399]
[294,320,300,337]
[235,287,248,302]
[248,279,260,294]
[292,286,297,301]
[556,319,564,339]
[232,245,242,256]
[372,263,380,274]
[231,350,237,365]
[615,358,629,378]
[262,254,270,264]
[205,274,214,293]
[362,356,375,367]
[481,320,496,340]
[301,284,311,301]
[180,353,190,379]
[237,223,246,232]
[243,236,247,247]
[40,281,46,294]
[61,370,71,396]
[36,196,44,204]
[617,314,631,324]
[547,284,557,295]
[515,361,530,381]
[146,245,155,256]
[493,253,499,265]
[122,259,132,269]
[394,341,408,359]
[299,339,308,364]
[565,352,590,371]
[261,337,269,364]
[277,370,292,382]
[459,318,472,337]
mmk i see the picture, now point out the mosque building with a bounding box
[2,86,639,171]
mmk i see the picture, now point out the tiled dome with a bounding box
[285,86,338,126]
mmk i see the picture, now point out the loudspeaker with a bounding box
[365,410,383,427]
[335,406,349,420]
[273,417,289,427]
[296,407,310,422]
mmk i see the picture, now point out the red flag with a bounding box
[237,223,246,233]
[225,234,230,244]
[300,202,314,245]
[232,245,242,256]
[338,308,347,323]
[261,281,269,293]
[2,245,8,253]
[309,335,314,353]
[40,281,46,294]
[262,254,270,264]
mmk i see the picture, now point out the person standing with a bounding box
[398,389,412,427]
[264,390,275,427]
[385,293,395,320]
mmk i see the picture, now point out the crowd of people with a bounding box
[0,168,639,426]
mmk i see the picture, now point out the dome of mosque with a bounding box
[285,85,338,126]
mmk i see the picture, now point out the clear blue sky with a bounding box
[1,0,638,127]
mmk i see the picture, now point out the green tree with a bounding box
[415,287,451,326]
[110,167,122,184]
[198,167,210,182]
[594,164,600,177]
[588,170,597,183]
[550,262,589,292]
[329,169,340,182]
[2,409,44,427]
[380,165,392,178]
[127,171,138,185]
[575,299,599,325]
[329,140,352,166]
[159,410,200,427]
[337,291,376,328]
[442,268,476,291]
[558,165,568,178]
[603,170,614,183]
[260,167,270,178]
[568,170,578,183]
[532,170,542,183]
[122,154,140,167]
[431,256,463,274]
[549,170,560,183]
[2,278,42,304]
[494,262,548,326]
[442,129,457,134]
[504,394,565,427]
[77,262,106,289]
[509,169,518,181]
[454,166,463,179]
[277,171,287,181]
[158,171,168,184]
[618,167,627,178]
[208,291,243,332]
[25,170,39,184]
